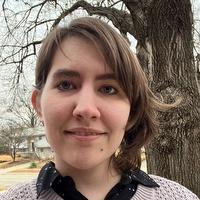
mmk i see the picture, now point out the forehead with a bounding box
[48,36,114,77]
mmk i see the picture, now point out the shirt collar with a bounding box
[120,169,159,188]
[36,161,60,198]
[36,161,159,198]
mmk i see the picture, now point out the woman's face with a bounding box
[32,37,130,174]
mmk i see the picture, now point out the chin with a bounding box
[70,161,100,171]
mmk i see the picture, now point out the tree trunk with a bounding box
[11,148,16,162]
[136,0,200,196]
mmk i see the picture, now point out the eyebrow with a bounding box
[52,69,117,81]
[53,69,80,79]
[96,73,116,81]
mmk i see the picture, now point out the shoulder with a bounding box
[149,175,199,200]
[0,179,37,200]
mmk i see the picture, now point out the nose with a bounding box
[73,89,100,120]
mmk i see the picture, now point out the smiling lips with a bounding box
[66,132,104,136]
[64,128,105,141]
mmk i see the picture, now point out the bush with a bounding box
[29,162,37,168]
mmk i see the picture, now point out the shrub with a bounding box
[29,162,37,168]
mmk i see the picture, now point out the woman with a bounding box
[0,17,199,200]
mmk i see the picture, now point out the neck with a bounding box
[55,159,121,200]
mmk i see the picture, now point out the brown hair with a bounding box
[35,17,167,172]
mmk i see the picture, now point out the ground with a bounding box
[0,154,48,170]
[0,155,47,191]
[0,155,29,169]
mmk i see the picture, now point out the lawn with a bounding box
[0,154,49,171]
[0,186,6,192]
[0,155,29,169]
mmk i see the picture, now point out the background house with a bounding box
[18,127,53,160]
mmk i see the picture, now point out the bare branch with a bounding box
[52,0,135,38]
[0,0,144,88]
[121,0,153,42]
[7,85,41,128]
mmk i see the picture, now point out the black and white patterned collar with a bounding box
[36,161,159,200]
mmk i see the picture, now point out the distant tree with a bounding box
[8,85,40,128]
[0,121,25,162]
[0,143,9,155]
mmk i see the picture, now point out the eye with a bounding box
[57,80,75,91]
[99,86,118,95]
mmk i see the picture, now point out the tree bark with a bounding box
[135,0,200,196]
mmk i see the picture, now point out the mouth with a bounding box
[63,128,106,141]
[65,131,104,136]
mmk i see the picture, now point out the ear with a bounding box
[31,89,43,120]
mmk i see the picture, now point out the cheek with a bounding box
[102,102,130,128]
[41,97,73,124]
[41,100,68,148]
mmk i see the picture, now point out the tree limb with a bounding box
[122,0,153,43]
[52,0,137,39]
